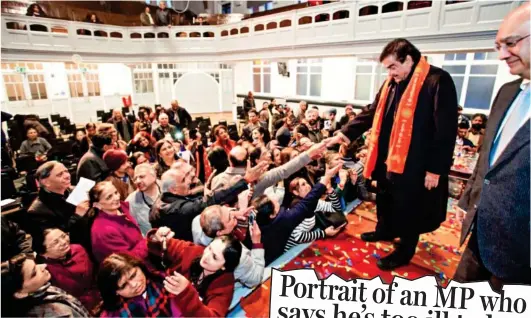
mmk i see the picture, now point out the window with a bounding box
[1,62,47,101]
[442,52,500,110]
[134,72,154,94]
[296,59,322,97]
[253,60,271,94]
[28,74,47,99]
[65,63,101,97]
[2,74,25,101]
[354,64,375,101]
[67,74,83,98]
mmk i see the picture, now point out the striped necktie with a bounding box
[489,83,530,166]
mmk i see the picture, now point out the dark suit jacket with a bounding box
[166,107,192,130]
[458,78,530,282]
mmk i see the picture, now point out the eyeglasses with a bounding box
[495,34,530,51]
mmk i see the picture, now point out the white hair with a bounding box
[134,163,156,176]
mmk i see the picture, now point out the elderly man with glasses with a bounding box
[454,3,531,290]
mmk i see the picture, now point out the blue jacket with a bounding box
[258,183,326,265]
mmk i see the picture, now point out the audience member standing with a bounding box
[107,108,133,142]
[103,149,135,201]
[155,1,172,26]
[140,6,155,26]
[166,100,192,131]
[28,161,91,249]
[455,3,531,289]
[77,132,113,183]
[126,164,160,236]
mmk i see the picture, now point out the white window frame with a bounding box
[65,63,101,97]
[133,71,154,94]
[296,58,322,97]
[252,60,271,94]
[353,60,378,103]
[1,62,47,101]
[442,52,500,114]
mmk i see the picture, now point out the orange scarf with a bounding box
[363,57,430,178]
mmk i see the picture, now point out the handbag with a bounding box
[315,209,347,229]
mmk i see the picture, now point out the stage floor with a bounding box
[229,198,465,317]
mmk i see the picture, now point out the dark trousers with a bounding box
[453,230,505,292]
[375,176,419,260]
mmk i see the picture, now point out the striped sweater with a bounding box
[284,190,342,251]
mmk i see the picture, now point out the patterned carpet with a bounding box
[237,199,466,317]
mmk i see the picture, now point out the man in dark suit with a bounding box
[243,91,256,119]
[326,38,458,270]
[454,3,531,289]
[166,100,192,131]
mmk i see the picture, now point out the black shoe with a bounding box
[360,231,395,242]
[376,249,413,271]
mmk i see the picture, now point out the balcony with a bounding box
[1,1,520,61]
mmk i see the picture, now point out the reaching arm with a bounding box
[253,153,312,197]
[339,87,382,143]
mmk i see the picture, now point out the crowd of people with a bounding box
[2,2,530,317]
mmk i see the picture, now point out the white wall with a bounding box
[233,61,253,94]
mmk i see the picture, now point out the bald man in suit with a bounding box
[454,3,531,289]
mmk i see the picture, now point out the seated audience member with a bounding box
[251,126,270,149]
[19,127,51,160]
[28,161,91,249]
[140,5,155,26]
[205,146,230,189]
[33,228,100,313]
[107,108,133,143]
[339,105,354,127]
[150,161,265,241]
[457,105,470,126]
[305,108,324,143]
[133,108,153,136]
[85,12,102,24]
[338,141,375,202]
[325,108,340,135]
[154,139,179,178]
[250,164,341,264]
[127,131,156,162]
[166,100,192,131]
[98,123,127,150]
[242,110,265,141]
[72,129,87,158]
[1,218,33,262]
[192,205,265,288]
[77,132,113,183]
[212,125,236,155]
[269,144,281,163]
[297,100,308,123]
[99,227,240,317]
[130,151,149,168]
[211,146,247,191]
[103,149,135,201]
[456,122,476,151]
[466,113,487,148]
[152,113,178,141]
[89,181,147,264]
[26,3,47,17]
[126,163,160,236]
[79,122,96,155]
[249,147,272,168]
[286,178,344,251]
[1,254,90,317]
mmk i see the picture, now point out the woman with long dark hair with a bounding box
[211,125,236,155]
[26,3,47,17]
[127,131,156,162]
[153,139,179,178]
[89,181,147,264]
[97,227,241,317]
[133,108,153,136]
[1,254,90,317]
[251,126,270,149]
